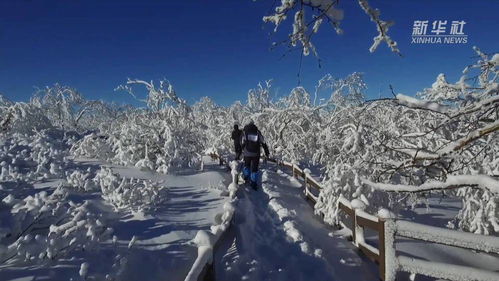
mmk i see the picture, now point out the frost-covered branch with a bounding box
[362,175,499,195]
[395,94,450,116]
[357,0,400,55]
[115,78,186,112]
[262,0,400,57]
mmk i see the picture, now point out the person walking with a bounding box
[241,121,269,190]
[231,124,243,160]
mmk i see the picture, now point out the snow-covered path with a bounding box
[214,163,378,281]
[213,162,499,281]
[81,158,231,281]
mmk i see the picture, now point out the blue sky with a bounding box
[0,0,498,106]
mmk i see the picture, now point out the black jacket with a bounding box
[241,124,269,157]
[231,129,243,149]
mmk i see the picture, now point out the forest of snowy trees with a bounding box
[1,47,498,241]
[0,1,498,279]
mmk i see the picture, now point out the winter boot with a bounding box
[250,172,259,190]
[250,181,258,190]
[243,166,251,184]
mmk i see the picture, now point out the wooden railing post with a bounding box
[304,176,308,190]
[378,209,396,281]
[351,199,366,247]
[303,170,310,198]
[337,199,355,243]
[378,219,386,281]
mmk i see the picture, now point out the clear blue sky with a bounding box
[1,0,498,106]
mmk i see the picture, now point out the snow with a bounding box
[2,194,17,206]
[0,130,497,281]
[377,208,395,219]
[398,256,499,281]
[356,209,379,223]
[184,246,212,281]
[0,43,498,280]
[263,0,400,56]
[215,164,381,281]
[79,262,89,279]
[192,231,214,249]
[395,220,499,253]
[362,175,499,195]
[483,82,499,96]
[358,0,400,55]
[396,93,449,114]
[184,160,238,281]
[350,198,367,210]
[0,151,229,281]
[440,119,499,155]
[383,219,398,281]
[127,235,137,249]
[188,229,217,273]
[371,197,499,281]
[490,53,499,66]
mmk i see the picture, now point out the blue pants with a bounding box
[243,156,260,186]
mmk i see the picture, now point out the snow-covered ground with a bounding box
[0,156,230,281]
[1,138,497,281]
[214,163,499,281]
[214,164,376,281]
[392,198,499,280]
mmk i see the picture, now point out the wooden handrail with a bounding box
[356,215,382,232]
[338,201,355,217]
[212,152,499,281]
[358,242,380,263]
[337,200,385,280]
[395,220,499,253]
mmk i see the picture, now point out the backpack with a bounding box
[245,130,260,153]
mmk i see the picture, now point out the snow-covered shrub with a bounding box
[31,84,110,131]
[65,169,98,192]
[106,109,204,172]
[0,130,70,182]
[95,167,168,214]
[0,102,52,134]
[451,188,498,235]
[0,187,112,265]
[67,79,205,174]
[110,80,204,171]
[70,132,113,159]
[192,97,230,157]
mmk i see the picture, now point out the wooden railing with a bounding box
[201,153,499,281]
[265,156,499,281]
[185,153,238,281]
[337,198,387,280]
[267,158,321,203]
[388,220,499,281]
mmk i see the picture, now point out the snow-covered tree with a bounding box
[314,48,499,234]
[31,84,105,131]
[262,0,400,57]
[1,47,497,236]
